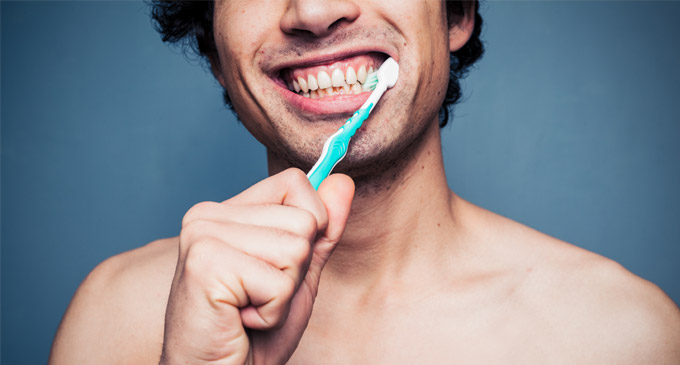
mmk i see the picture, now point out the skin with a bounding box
[50,0,680,364]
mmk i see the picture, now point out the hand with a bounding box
[160,169,354,364]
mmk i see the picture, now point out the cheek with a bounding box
[398,1,450,114]
[214,1,277,79]
[408,41,450,125]
[212,9,261,112]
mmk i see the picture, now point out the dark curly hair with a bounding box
[150,1,484,127]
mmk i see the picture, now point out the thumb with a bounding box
[309,173,354,272]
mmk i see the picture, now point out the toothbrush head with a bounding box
[363,57,400,91]
[377,57,399,88]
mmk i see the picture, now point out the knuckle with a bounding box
[178,228,193,252]
[274,274,297,301]
[288,234,312,266]
[296,209,319,241]
[270,227,311,268]
[206,272,244,308]
[182,201,218,227]
[259,305,288,330]
[182,239,217,276]
[178,220,210,251]
[282,167,308,185]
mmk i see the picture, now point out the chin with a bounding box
[328,119,431,183]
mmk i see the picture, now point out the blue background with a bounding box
[2,1,679,363]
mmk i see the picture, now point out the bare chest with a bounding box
[288,301,600,364]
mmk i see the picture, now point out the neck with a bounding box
[267,118,465,288]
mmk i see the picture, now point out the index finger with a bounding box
[224,168,329,234]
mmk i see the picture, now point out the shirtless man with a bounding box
[50,0,680,363]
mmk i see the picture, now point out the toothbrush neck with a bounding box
[361,85,386,110]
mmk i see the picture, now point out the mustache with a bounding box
[262,27,394,60]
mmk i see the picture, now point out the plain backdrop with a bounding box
[2,1,679,363]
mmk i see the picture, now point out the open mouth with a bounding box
[276,52,388,100]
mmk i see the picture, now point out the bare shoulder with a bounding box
[469,202,680,362]
[50,237,179,364]
[537,245,680,362]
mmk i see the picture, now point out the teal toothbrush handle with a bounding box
[307,104,373,189]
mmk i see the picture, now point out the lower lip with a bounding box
[274,81,372,116]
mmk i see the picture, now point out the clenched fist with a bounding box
[160,169,354,364]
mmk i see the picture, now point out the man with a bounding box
[50,0,680,363]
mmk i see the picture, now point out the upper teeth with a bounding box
[297,77,308,92]
[307,74,318,90]
[346,66,357,84]
[317,71,332,89]
[288,63,375,97]
[331,69,345,87]
[357,65,367,84]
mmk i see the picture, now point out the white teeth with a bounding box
[292,64,376,98]
[297,77,308,93]
[345,66,357,85]
[317,71,332,89]
[331,68,345,87]
[307,74,318,90]
[357,65,367,84]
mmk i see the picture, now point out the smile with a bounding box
[279,52,387,100]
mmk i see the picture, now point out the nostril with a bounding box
[289,28,316,38]
[327,18,346,33]
[289,17,346,38]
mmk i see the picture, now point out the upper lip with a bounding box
[266,44,398,77]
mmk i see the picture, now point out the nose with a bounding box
[280,0,360,37]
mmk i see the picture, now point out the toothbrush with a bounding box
[307,57,399,190]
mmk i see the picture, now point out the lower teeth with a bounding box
[301,83,364,98]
